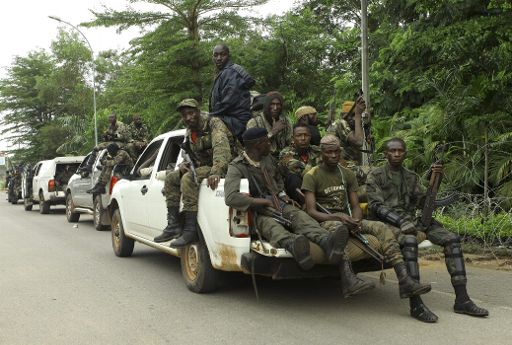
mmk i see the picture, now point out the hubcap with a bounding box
[112,215,121,248]
[94,199,101,226]
[185,245,199,281]
[66,198,72,218]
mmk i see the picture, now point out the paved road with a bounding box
[1,196,511,345]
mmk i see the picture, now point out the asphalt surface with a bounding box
[1,195,511,345]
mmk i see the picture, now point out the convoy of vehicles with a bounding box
[5,130,380,295]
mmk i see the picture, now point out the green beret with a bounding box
[177,98,200,111]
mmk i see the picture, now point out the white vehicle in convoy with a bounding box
[109,130,381,293]
[65,150,130,230]
[23,156,84,214]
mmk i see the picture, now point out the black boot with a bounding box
[282,235,314,271]
[394,262,431,298]
[154,207,181,243]
[319,226,349,265]
[87,182,106,194]
[454,299,489,317]
[410,296,439,323]
[170,211,199,248]
[340,255,375,298]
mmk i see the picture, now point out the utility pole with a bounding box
[360,0,371,166]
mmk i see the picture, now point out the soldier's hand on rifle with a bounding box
[354,96,366,117]
[178,162,190,175]
[337,213,361,231]
[252,198,274,209]
[431,164,443,175]
[207,174,221,191]
[400,221,417,235]
[271,119,286,136]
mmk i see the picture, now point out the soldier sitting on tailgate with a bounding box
[87,143,133,195]
[366,137,489,322]
[153,99,237,248]
[302,135,431,308]
[224,127,351,272]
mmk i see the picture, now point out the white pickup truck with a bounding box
[23,156,84,214]
[109,130,382,293]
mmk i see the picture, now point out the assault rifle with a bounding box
[295,189,384,264]
[180,140,198,184]
[420,146,447,227]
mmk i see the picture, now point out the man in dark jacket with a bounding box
[209,44,255,141]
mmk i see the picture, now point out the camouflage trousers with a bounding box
[388,219,466,286]
[164,166,211,211]
[98,165,114,185]
[255,204,329,248]
[321,216,403,266]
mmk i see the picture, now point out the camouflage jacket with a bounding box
[327,119,362,164]
[129,123,150,143]
[103,149,134,168]
[366,163,426,221]
[279,145,322,177]
[184,114,235,177]
[247,113,292,156]
[102,121,131,143]
[224,154,284,211]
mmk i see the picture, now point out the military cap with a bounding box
[295,106,317,119]
[320,134,341,149]
[342,101,355,114]
[242,127,268,143]
[177,98,200,111]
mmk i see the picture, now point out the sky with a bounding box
[0,0,297,154]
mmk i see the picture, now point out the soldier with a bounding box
[126,114,150,160]
[247,92,292,158]
[82,113,131,174]
[224,127,356,277]
[279,123,321,203]
[153,99,236,248]
[295,105,321,146]
[366,137,489,321]
[209,43,255,142]
[87,143,133,194]
[302,135,431,304]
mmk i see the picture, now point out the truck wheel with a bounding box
[39,193,50,214]
[111,208,134,257]
[24,198,33,211]
[93,196,108,230]
[65,194,80,222]
[180,236,219,293]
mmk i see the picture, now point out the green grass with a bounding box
[435,213,512,242]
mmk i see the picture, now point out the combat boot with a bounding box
[154,207,181,243]
[394,262,431,298]
[282,235,315,271]
[319,226,349,265]
[340,255,375,298]
[170,211,199,248]
[87,182,106,194]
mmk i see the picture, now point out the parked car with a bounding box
[23,156,84,214]
[108,130,383,293]
[65,150,130,230]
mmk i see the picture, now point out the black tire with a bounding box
[65,194,80,222]
[111,208,134,257]
[180,234,219,293]
[93,196,108,230]
[39,193,50,214]
[24,198,33,211]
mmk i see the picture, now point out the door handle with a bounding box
[141,185,148,195]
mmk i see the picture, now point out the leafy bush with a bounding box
[435,213,512,243]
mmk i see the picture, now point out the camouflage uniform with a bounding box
[126,122,150,159]
[302,164,404,265]
[98,121,131,149]
[366,164,465,286]
[279,145,322,177]
[247,113,292,157]
[224,154,330,248]
[163,114,235,211]
[98,149,133,185]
